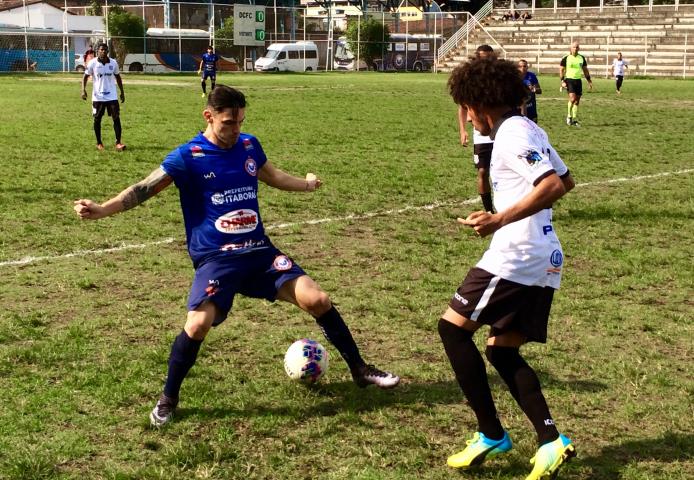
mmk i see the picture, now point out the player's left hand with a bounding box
[588,82,593,91]
[457,210,501,237]
[305,173,322,191]
[120,92,125,103]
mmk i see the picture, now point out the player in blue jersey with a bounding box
[518,59,542,123]
[198,45,219,98]
[73,85,400,427]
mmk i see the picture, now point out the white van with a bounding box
[255,42,318,72]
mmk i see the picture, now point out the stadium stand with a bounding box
[438,5,694,77]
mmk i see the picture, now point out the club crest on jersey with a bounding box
[205,279,219,297]
[245,157,257,176]
[191,145,205,158]
[243,138,254,151]
[273,255,293,271]
[521,150,543,165]
[550,249,563,267]
[215,209,259,234]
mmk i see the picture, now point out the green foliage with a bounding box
[86,0,102,16]
[345,18,390,70]
[0,73,692,479]
[105,5,146,67]
[215,17,235,50]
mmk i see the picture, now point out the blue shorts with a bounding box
[202,70,216,80]
[188,247,306,326]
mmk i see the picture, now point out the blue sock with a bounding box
[163,330,203,399]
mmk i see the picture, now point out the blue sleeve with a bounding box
[251,137,268,169]
[161,147,188,187]
[530,72,539,84]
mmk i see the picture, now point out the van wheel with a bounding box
[413,62,423,72]
[129,62,143,72]
[274,67,279,72]
[305,66,312,71]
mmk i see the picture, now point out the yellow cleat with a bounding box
[526,434,576,480]
[447,431,512,469]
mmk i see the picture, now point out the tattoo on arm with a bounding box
[119,168,172,211]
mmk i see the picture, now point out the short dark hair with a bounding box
[448,57,528,110]
[207,85,247,111]
[476,44,493,54]
[207,45,213,50]
[96,42,108,52]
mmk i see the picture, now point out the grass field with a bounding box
[0,71,692,480]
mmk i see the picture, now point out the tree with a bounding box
[86,0,102,16]
[215,18,234,50]
[345,18,390,71]
[105,5,146,68]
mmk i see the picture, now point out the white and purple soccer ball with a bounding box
[284,338,329,384]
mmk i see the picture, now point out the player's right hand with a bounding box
[81,91,87,100]
[74,199,106,220]
[460,130,468,147]
[305,173,322,191]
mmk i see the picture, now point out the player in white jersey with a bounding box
[456,45,497,213]
[612,52,629,94]
[443,57,576,480]
[81,43,126,151]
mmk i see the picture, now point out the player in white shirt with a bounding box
[443,57,577,480]
[612,52,629,94]
[80,43,126,151]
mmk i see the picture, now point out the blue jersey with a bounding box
[523,71,540,119]
[201,52,218,72]
[161,132,269,267]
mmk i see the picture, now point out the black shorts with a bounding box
[565,78,583,96]
[93,100,120,118]
[449,267,555,343]
[473,143,493,169]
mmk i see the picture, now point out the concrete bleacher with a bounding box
[438,5,694,78]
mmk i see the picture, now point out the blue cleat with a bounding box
[447,431,513,468]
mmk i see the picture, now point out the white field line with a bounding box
[1,169,692,268]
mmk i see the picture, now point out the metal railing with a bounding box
[436,0,496,64]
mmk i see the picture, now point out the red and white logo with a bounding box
[273,255,293,271]
[214,209,259,234]
[245,157,257,176]
[191,145,205,158]
[243,138,253,151]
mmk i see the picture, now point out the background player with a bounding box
[559,41,592,126]
[456,44,497,213]
[80,43,126,151]
[444,57,576,480]
[73,86,400,427]
[518,59,542,123]
[612,52,629,94]
[198,45,219,97]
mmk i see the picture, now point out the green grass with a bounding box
[0,71,692,479]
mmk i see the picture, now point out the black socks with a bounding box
[164,330,203,399]
[315,306,365,371]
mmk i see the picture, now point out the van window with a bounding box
[289,50,300,59]
[305,50,317,59]
[278,51,286,60]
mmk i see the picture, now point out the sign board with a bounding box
[234,5,266,46]
[397,7,423,22]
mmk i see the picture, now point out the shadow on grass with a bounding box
[578,431,693,480]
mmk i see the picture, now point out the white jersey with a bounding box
[473,128,493,145]
[476,115,568,289]
[85,57,120,102]
[612,58,628,76]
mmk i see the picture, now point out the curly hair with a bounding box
[448,57,528,110]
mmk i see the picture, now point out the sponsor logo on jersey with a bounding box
[220,239,266,252]
[215,209,259,234]
[210,187,257,205]
[273,255,293,271]
[521,150,543,166]
[550,249,563,267]
[243,138,253,151]
[191,145,205,158]
[245,157,257,176]
[204,171,216,179]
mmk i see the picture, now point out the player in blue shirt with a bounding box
[74,85,400,427]
[518,59,542,123]
[198,45,219,98]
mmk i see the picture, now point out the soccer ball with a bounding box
[284,338,329,384]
